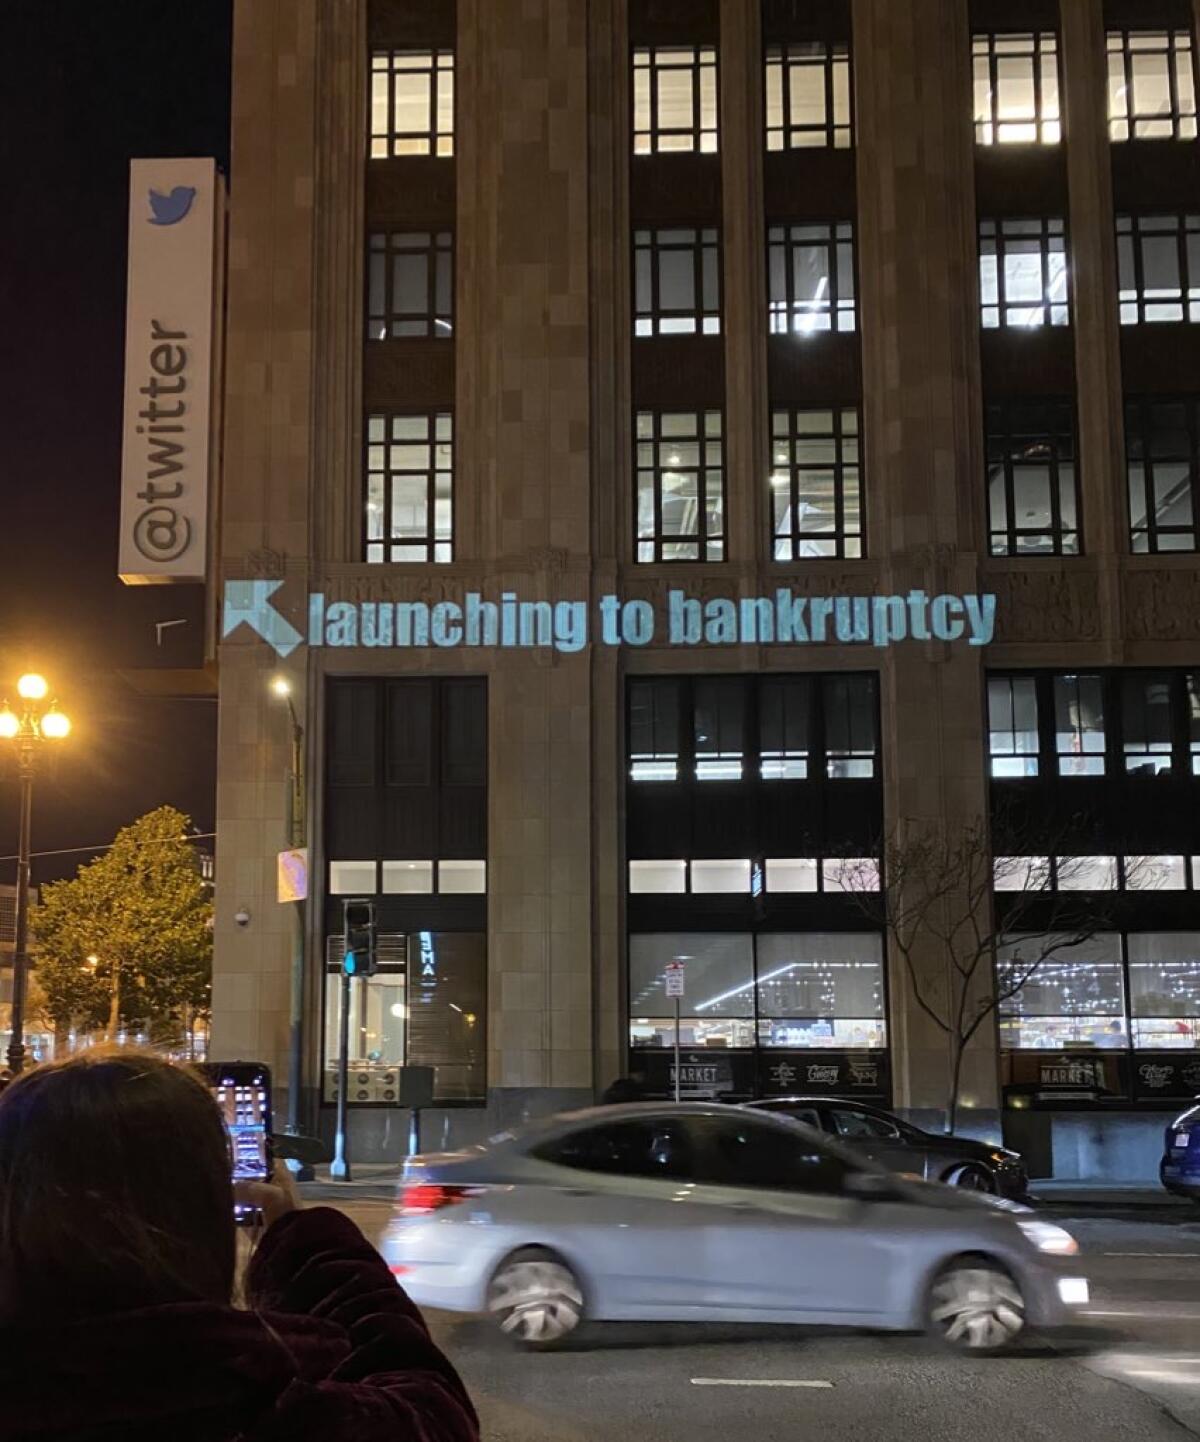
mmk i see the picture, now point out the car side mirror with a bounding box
[843,1169,901,1202]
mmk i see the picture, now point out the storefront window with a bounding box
[323,969,407,1102]
[1128,933,1200,1048]
[998,933,1126,1049]
[755,933,885,1049]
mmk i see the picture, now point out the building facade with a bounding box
[212,0,1200,1173]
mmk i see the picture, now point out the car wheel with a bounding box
[944,1163,996,1193]
[927,1257,1026,1354]
[487,1248,585,1348]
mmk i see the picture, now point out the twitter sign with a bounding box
[118,159,221,586]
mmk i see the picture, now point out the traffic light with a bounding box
[342,898,377,977]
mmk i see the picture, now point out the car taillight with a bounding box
[398,1182,481,1217]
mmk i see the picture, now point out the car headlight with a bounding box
[1016,1218,1079,1256]
[990,1149,1019,1164]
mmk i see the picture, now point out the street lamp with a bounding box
[270,674,308,1161]
[0,674,71,1074]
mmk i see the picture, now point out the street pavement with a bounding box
[311,1189,1200,1441]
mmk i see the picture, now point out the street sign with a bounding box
[665,961,685,998]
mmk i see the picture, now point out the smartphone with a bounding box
[199,1062,273,1224]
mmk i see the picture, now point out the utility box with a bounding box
[398,1066,435,1110]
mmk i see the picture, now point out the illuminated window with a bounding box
[771,406,863,560]
[629,860,687,894]
[1130,934,1200,1049]
[1124,856,1187,891]
[1117,213,1200,325]
[767,222,856,335]
[765,41,852,150]
[1055,856,1118,891]
[997,934,1125,1049]
[1053,674,1105,776]
[634,227,721,336]
[764,858,818,892]
[633,46,718,154]
[756,934,885,1050]
[629,678,681,781]
[381,860,434,894]
[993,856,1051,892]
[370,50,454,158]
[691,859,752,893]
[635,410,725,562]
[329,860,377,893]
[1126,398,1200,552]
[367,232,453,339]
[821,858,879,892]
[986,399,1079,556]
[973,32,1061,145]
[437,860,486,894]
[365,412,452,563]
[988,675,1040,778]
[980,217,1069,328]
[1108,30,1197,142]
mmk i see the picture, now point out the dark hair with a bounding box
[0,1049,235,1321]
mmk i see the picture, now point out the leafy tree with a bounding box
[32,806,212,1051]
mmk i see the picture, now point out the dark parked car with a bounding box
[1160,1099,1200,1199]
[745,1097,1028,1198]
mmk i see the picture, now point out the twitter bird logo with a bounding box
[147,186,196,225]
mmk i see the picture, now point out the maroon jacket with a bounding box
[0,1207,479,1442]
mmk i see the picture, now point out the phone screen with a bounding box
[201,1063,272,1221]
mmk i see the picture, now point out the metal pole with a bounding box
[282,705,314,1175]
[408,1107,421,1158]
[6,757,33,1075]
[673,994,681,1104]
[330,965,352,1179]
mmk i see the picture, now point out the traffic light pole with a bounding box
[330,966,352,1180]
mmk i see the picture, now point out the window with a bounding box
[1117,214,1200,324]
[629,860,688,894]
[1053,673,1105,776]
[985,400,1079,556]
[381,860,433,894]
[1055,855,1118,891]
[993,856,1051,892]
[634,228,721,335]
[690,1115,852,1194]
[765,41,852,150]
[1125,856,1188,891]
[980,218,1069,328]
[1190,674,1200,775]
[1122,673,1175,774]
[633,46,718,154]
[438,860,486,894]
[771,407,863,560]
[828,1106,899,1140]
[755,933,886,1050]
[629,933,757,1050]
[824,674,878,778]
[370,50,454,158]
[1128,934,1200,1048]
[759,676,811,778]
[767,222,856,335]
[691,859,752,893]
[973,32,1061,145]
[329,860,377,893]
[764,858,818,892]
[1108,30,1197,142]
[822,858,879,892]
[537,1119,694,1179]
[1126,398,1200,553]
[635,410,725,562]
[367,232,452,339]
[627,860,753,894]
[629,678,681,781]
[365,413,452,564]
[988,675,1040,777]
[997,933,1126,1049]
[694,678,745,780]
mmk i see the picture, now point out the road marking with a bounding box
[690,1379,834,1389]
[1085,1307,1200,1319]
[1102,1252,1200,1258]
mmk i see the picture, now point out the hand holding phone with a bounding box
[198,1062,273,1224]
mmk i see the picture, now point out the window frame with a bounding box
[369,49,455,159]
[1126,396,1200,553]
[632,45,719,155]
[364,411,453,564]
[770,405,864,562]
[984,398,1080,557]
[1117,213,1200,325]
[764,40,853,151]
[767,221,857,336]
[972,31,1062,146]
[634,226,722,337]
[366,230,454,340]
[634,409,726,563]
[1107,29,1198,143]
[979,216,1070,329]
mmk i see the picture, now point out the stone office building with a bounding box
[212,0,1200,1172]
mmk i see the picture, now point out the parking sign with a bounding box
[665,961,685,998]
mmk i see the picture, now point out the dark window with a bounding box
[365,412,453,563]
[635,410,725,562]
[633,46,719,154]
[370,49,454,158]
[1127,398,1199,553]
[367,231,453,339]
[690,1115,852,1194]
[384,680,433,786]
[824,675,878,779]
[972,32,1062,146]
[442,680,486,787]
[767,222,856,335]
[1107,29,1197,142]
[828,1106,899,1140]
[629,679,682,782]
[694,678,745,782]
[536,1119,694,1180]
[635,227,721,336]
[979,217,1069,328]
[765,40,852,150]
[987,675,1040,778]
[985,400,1079,556]
[1053,674,1106,776]
[771,406,863,559]
[759,676,812,779]
[1122,673,1175,775]
[1190,674,1200,776]
[1117,214,1200,325]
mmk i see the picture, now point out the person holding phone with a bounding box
[0,1049,479,1442]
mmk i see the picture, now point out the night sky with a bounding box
[0,1,232,882]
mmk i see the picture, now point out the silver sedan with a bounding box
[381,1103,1089,1352]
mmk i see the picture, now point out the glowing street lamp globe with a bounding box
[0,710,18,739]
[16,674,48,701]
[41,709,70,739]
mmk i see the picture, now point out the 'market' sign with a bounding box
[118,158,220,585]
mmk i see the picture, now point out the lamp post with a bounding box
[270,675,308,1156]
[0,674,71,1075]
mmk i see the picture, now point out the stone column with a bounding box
[854,0,996,1125]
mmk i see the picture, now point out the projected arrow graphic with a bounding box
[222,580,303,657]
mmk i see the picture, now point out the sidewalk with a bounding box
[299,1162,401,1201]
[1028,1177,1191,1209]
